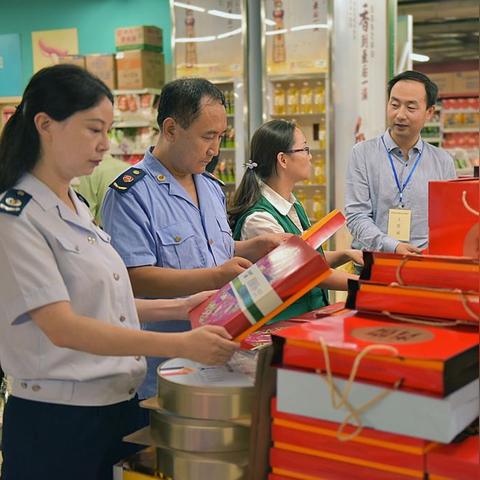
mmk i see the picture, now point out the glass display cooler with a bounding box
[170,0,248,204]
[261,0,333,223]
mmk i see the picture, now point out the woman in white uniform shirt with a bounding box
[0,64,237,480]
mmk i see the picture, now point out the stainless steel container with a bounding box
[156,445,248,480]
[149,409,251,452]
[157,358,255,420]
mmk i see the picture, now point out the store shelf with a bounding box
[443,128,479,133]
[270,113,326,119]
[297,183,326,188]
[268,72,327,82]
[110,148,146,156]
[423,122,441,128]
[456,167,475,176]
[220,147,236,152]
[424,137,441,142]
[112,120,157,128]
[113,88,161,95]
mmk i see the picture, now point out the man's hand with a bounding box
[176,290,217,319]
[179,325,239,365]
[344,249,364,266]
[214,257,252,288]
[395,242,422,255]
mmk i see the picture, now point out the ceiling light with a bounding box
[207,9,242,20]
[216,28,243,39]
[411,53,430,62]
[290,23,328,32]
[173,1,205,12]
[175,35,216,43]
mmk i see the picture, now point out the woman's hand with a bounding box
[179,325,239,365]
[177,290,217,320]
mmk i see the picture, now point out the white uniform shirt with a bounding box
[240,182,303,240]
[0,174,146,406]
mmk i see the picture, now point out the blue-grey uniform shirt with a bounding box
[345,129,457,252]
[102,148,234,398]
[0,174,146,406]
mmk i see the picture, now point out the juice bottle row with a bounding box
[213,157,236,184]
[273,80,326,115]
[294,188,327,221]
[221,125,236,148]
[220,88,235,115]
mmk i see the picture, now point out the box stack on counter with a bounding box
[115,354,256,479]
[270,249,479,479]
[115,25,164,89]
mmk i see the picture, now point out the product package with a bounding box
[190,236,331,339]
[360,251,479,292]
[429,178,479,257]
[346,280,479,325]
[273,312,479,395]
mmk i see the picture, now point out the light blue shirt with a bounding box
[102,148,234,397]
[345,130,457,252]
[0,174,146,406]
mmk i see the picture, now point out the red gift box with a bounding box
[270,446,422,480]
[301,209,346,250]
[273,312,479,396]
[427,434,479,480]
[271,398,432,475]
[361,251,479,292]
[189,236,331,339]
[429,178,479,257]
[346,280,479,325]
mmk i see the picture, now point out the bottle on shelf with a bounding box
[312,155,326,184]
[286,82,299,115]
[312,190,326,220]
[273,82,286,115]
[299,81,313,114]
[312,80,325,114]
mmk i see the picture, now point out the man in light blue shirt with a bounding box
[345,70,456,254]
[102,78,288,399]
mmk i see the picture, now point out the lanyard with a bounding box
[381,136,423,207]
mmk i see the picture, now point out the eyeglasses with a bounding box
[285,146,310,155]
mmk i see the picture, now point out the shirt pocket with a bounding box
[216,216,234,258]
[156,222,206,269]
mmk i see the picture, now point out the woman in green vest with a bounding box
[229,119,361,322]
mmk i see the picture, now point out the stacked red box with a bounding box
[429,178,479,257]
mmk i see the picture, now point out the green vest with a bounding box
[233,196,329,324]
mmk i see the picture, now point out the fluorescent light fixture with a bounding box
[173,1,205,13]
[264,18,276,26]
[265,29,288,36]
[207,9,242,20]
[216,27,242,39]
[290,23,328,32]
[175,35,216,43]
[411,52,430,62]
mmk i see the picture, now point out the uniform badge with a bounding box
[0,189,32,216]
[110,167,146,193]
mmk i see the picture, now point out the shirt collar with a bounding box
[260,181,296,216]
[16,173,63,211]
[142,147,175,183]
[383,129,423,154]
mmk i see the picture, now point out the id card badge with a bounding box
[387,208,412,242]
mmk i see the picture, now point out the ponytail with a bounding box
[228,168,262,229]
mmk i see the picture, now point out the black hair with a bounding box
[0,64,113,193]
[156,78,226,130]
[387,70,438,108]
[228,119,296,229]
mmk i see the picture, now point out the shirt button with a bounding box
[113,273,120,281]
[20,382,27,389]
[119,315,126,322]
[32,384,41,392]
[209,239,214,245]
[174,236,182,243]
[128,388,135,395]
[135,356,141,361]
[87,236,96,245]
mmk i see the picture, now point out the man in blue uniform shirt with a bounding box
[102,78,288,400]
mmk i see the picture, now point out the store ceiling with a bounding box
[398,0,479,64]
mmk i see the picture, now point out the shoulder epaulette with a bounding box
[109,167,146,193]
[75,191,90,208]
[202,171,225,187]
[0,189,32,216]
